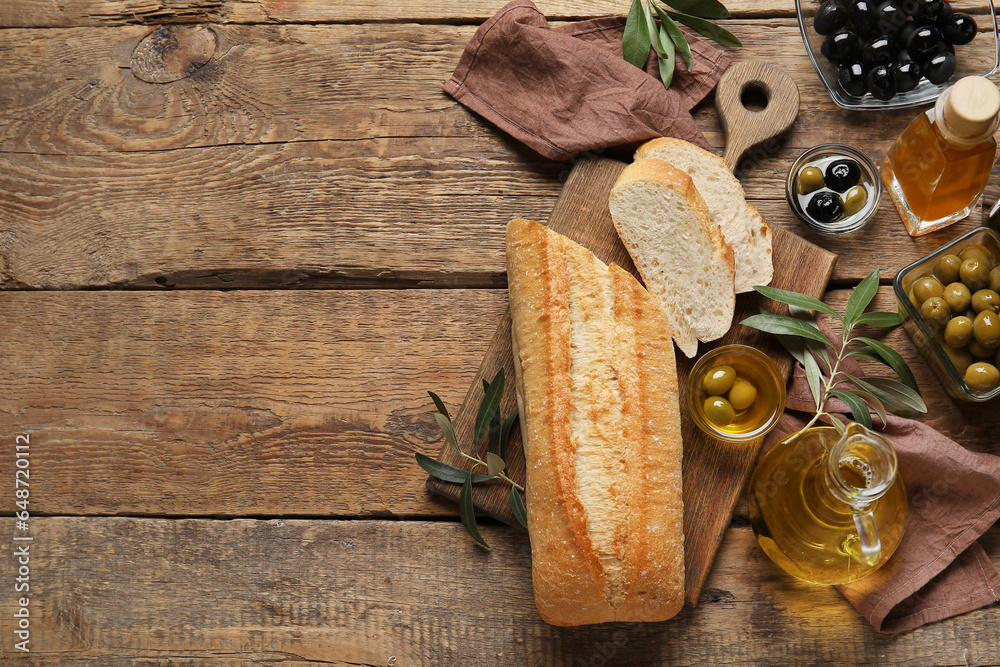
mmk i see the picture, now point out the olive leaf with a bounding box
[854,311,903,327]
[662,0,731,19]
[803,348,824,413]
[741,313,834,347]
[420,370,525,548]
[623,0,652,67]
[474,368,505,449]
[487,452,506,477]
[830,390,873,429]
[460,472,489,549]
[428,390,451,423]
[666,10,743,47]
[510,486,528,528]
[844,269,880,327]
[851,336,919,393]
[415,452,493,485]
[653,2,692,70]
[840,388,888,425]
[845,374,927,416]
[622,0,739,89]
[754,284,841,319]
[434,412,462,457]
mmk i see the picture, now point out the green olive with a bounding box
[974,310,1000,349]
[960,244,995,270]
[797,166,825,195]
[990,266,1000,293]
[703,364,736,395]
[968,339,994,359]
[961,258,991,291]
[912,275,945,304]
[964,362,1000,393]
[944,316,974,348]
[728,379,757,411]
[942,342,975,375]
[704,396,736,426]
[908,288,920,310]
[943,282,972,313]
[972,289,1000,314]
[934,254,963,285]
[842,185,868,216]
[920,296,951,330]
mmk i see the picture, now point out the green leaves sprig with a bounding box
[741,269,926,436]
[623,0,741,89]
[415,368,525,549]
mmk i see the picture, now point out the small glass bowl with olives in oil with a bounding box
[686,344,786,443]
[786,144,882,235]
[895,226,1000,402]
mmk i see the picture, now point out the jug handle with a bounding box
[852,510,882,567]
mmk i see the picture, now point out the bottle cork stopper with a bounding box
[943,76,1000,138]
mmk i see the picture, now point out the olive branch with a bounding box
[416,368,525,549]
[742,269,927,438]
[623,0,741,89]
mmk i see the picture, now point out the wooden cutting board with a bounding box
[427,155,837,607]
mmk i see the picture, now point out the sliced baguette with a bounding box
[608,158,735,358]
[635,137,773,293]
[506,218,684,626]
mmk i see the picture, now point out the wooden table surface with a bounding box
[1,1,999,664]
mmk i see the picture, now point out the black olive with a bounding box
[914,0,944,21]
[839,62,869,96]
[907,25,942,59]
[892,57,922,92]
[866,64,899,100]
[922,49,956,84]
[875,1,907,35]
[849,1,882,38]
[862,35,899,66]
[941,13,977,45]
[806,191,845,223]
[825,158,863,191]
[822,29,862,64]
[898,20,918,47]
[815,1,850,35]
[936,1,953,23]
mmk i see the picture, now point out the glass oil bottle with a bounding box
[747,424,908,585]
[881,76,1000,237]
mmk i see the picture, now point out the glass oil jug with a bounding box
[747,423,907,585]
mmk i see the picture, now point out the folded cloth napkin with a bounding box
[443,0,731,161]
[763,334,1000,633]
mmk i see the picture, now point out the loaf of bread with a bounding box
[608,158,736,358]
[506,218,684,627]
[634,137,773,294]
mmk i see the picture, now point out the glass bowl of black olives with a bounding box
[894,226,1000,402]
[786,144,882,234]
[796,0,1000,109]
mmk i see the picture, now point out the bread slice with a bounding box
[608,158,735,358]
[506,218,684,627]
[635,137,773,293]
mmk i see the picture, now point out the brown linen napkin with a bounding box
[763,338,1000,633]
[443,0,731,161]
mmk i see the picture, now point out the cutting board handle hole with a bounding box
[740,82,770,112]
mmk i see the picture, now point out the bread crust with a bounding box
[506,218,684,626]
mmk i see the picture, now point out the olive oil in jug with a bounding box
[748,424,907,585]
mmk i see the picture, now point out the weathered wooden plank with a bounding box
[0,286,996,519]
[2,0,996,28]
[0,517,996,665]
[0,289,509,516]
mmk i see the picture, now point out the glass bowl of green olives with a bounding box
[686,344,787,443]
[787,144,882,235]
[894,226,1000,402]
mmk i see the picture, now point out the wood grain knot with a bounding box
[131,25,217,84]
